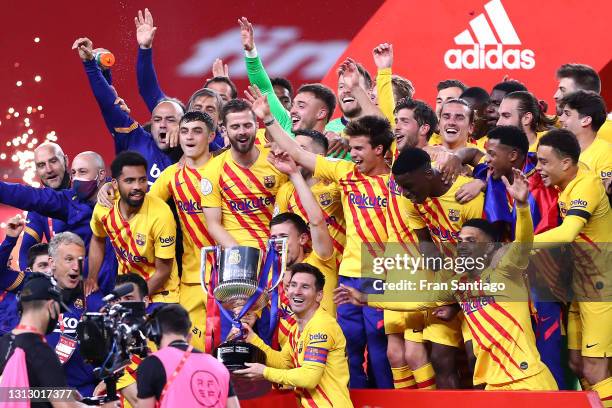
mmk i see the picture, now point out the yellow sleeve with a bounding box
[462,191,485,220]
[313,155,352,183]
[535,179,597,245]
[250,333,293,369]
[148,166,173,201]
[89,205,108,238]
[274,182,293,214]
[496,205,533,277]
[376,68,395,124]
[368,300,438,311]
[262,319,334,389]
[406,201,426,230]
[200,158,223,208]
[152,201,177,259]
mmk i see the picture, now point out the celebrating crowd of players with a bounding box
[0,8,611,407]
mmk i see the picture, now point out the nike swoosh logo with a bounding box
[222,185,235,191]
[586,343,598,349]
[540,316,552,323]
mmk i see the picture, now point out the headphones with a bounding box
[145,304,171,346]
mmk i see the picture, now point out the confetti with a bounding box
[16,81,23,87]
[34,75,42,82]
[34,37,40,43]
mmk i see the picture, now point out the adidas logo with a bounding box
[444,0,535,70]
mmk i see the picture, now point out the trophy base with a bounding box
[216,341,270,399]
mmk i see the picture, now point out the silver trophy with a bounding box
[200,240,287,366]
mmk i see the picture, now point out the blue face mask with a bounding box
[72,179,99,201]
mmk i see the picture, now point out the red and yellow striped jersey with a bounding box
[90,195,180,303]
[552,167,612,299]
[387,144,419,256]
[251,307,352,407]
[406,175,484,256]
[150,163,215,284]
[314,155,390,278]
[201,145,288,251]
[274,179,347,256]
[373,207,548,386]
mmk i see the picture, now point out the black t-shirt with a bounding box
[0,332,68,408]
[137,341,235,401]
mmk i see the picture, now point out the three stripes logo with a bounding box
[444,0,535,70]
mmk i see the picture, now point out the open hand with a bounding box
[373,43,393,70]
[238,17,255,52]
[135,8,156,49]
[244,85,271,120]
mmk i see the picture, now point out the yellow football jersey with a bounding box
[597,118,612,143]
[251,307,352,407]
[150,163,215,284]
[553,168,612,299]
[428,132,443,146]
[275,179,346,257]
[314,155,390,278]
[579,137,612,181]
[406,175,484,256]
[90,195,180,303]
[201,145,288,251]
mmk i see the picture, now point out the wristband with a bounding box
[264,117,276,127]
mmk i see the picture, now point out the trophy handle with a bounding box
[200,245,220,294]
[267,238,287,292]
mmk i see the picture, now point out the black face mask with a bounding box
[46,307,59,335]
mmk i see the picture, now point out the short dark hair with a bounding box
[21,299,49,313]
[391,75,415,100]
[156,304,191,337]
[441,98,474,123]
[344,116,393,154]
[462,218,498,241]
[220,98,256,124]
[271,77,294,98]
[111,151,148,179]
[186,88,223,115]
[179,110,215,133]
[293,129,329,153]
[393,98,438,138]
[27,243,48,269]
[538,129,581,164]
[392,147,432,176]
[437,79,467,92]
[115,273,148,300]
[504,91,556,132]
[556,63,601,93]
[492,80,528,95]
[296,84,337,122]
[270,212,309,235]
[339,63,372,89]
[460,87,490,106]
[288,263,325,292]
[487,126,529,158]
[204,76,238,99]
[560,90,607,132]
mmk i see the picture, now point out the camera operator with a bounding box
[136,304,240,408]
[0,274,117,408]
[94,273,151,407]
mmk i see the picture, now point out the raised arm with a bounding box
[239,17,292,133]
[0,216,26,293]
[268,152,333,259]
[18,211,49,270]
[373,43,395,124]
[135,8,166,112]
[244,86,317,172]
[73,37,142,142]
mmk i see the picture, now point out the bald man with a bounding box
[19,142,71,269]
[0,150,118,294]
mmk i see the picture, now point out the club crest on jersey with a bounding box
[319,192,332,207]
[263,175,276,188]
[74,298,84,309]
[136,233,146,246]
[448,209,460,222]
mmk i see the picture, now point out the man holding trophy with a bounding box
[234,263,353,407]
